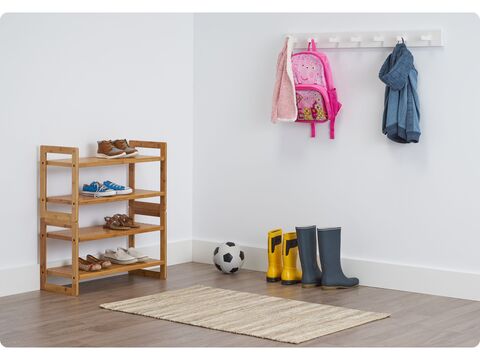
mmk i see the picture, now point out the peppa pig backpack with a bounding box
[292,39,342,138]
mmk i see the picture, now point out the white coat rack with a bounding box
[290,30,443,49]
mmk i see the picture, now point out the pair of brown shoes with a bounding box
[103,214,140,230]
[96,139,138,159]
[78,255,112,272]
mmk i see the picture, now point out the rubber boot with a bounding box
[295,225,322,288]
[266,229,283,282]
[281,232,302,285]
[317,227,359,289]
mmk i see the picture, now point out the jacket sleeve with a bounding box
[379,49,414,91]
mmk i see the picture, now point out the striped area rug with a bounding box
[100,285,389,344]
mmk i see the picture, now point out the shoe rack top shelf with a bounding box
[47,222,163,242]
[47,154,164,168]
[47,258,165,280]
[47,189,165,205]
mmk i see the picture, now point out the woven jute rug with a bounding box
[100,285,390,344]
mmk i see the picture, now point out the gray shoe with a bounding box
[296,225,322,288]
[103,248,137,264]
[317,227,359,289]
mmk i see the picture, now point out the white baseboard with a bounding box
[193,239,480,301]
[3,238,480,301]
[0,240,192,298]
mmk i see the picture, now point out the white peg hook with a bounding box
[350,36,362,47]
[328,37,340,48]
[420,34,432,46]
[373,35,385,47]
[288,30,442,49]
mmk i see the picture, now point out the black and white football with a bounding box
[213,242,245,274]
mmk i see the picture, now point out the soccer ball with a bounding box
[213,242,245,274]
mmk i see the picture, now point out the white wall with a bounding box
[2,13,479,300]
[193,13,480,298]
[0,13,193,295]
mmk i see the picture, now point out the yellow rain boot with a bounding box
[281,232,302,285]
[266,229,283,282]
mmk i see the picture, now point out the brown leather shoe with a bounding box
[78,257,102,272]
[86,254,112,268]
[96,140,126,159]
[112,139,138,158]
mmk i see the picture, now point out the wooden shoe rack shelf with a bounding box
[39,140,167,296]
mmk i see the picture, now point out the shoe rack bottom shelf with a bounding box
[47,258,164,280]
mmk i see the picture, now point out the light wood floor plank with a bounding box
[0,262,478,347]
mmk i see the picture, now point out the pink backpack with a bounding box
[292,39,342,138]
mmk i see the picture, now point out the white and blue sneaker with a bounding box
[103,180,133,195]
[81,181,116,197]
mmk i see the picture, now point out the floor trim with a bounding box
[3,238,479,301]
[0,239,192,297]
[193,239,480,301]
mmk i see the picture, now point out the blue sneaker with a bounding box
[103,180,133,195]
[81,181,116,197]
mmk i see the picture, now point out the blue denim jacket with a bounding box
[379,43,420,143]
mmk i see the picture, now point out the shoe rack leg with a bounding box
[40,219,47,290]
[128,163,137,275]
[71,149,80,296]
[39,149,47,290]
[160,143,167,280]
[128,163,136,249]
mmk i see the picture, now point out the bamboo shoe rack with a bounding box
[39,140,167,296]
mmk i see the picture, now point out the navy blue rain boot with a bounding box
[295,226,322,288]
[317,227,359,289]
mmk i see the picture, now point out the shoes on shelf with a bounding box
[81,181,132,197]
[96,140,126,159]
[81,181,116,197]
[78,257,102,271]
[118,247,149,262]
[103,214,140,230]
[102,248,137,265]
[112,139,139,158]
[103,181,133,195]
[86,254,112,268]
[103,216,131,230]
[114,214,140,228]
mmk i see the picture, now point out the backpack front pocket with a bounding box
[295,85,330,122]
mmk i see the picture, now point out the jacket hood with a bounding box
[379,43,414,91]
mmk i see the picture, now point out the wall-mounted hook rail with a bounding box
[290,30,443,49]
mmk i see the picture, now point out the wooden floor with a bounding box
[0,262,479,347]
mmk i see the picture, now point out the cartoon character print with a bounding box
[303,108,313,121]
[296,92,304,120]
[292,54,326,86]
[296,90,328,122]
[296,93,303,105]
[313,101,327,120]
[311,103,318,120]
